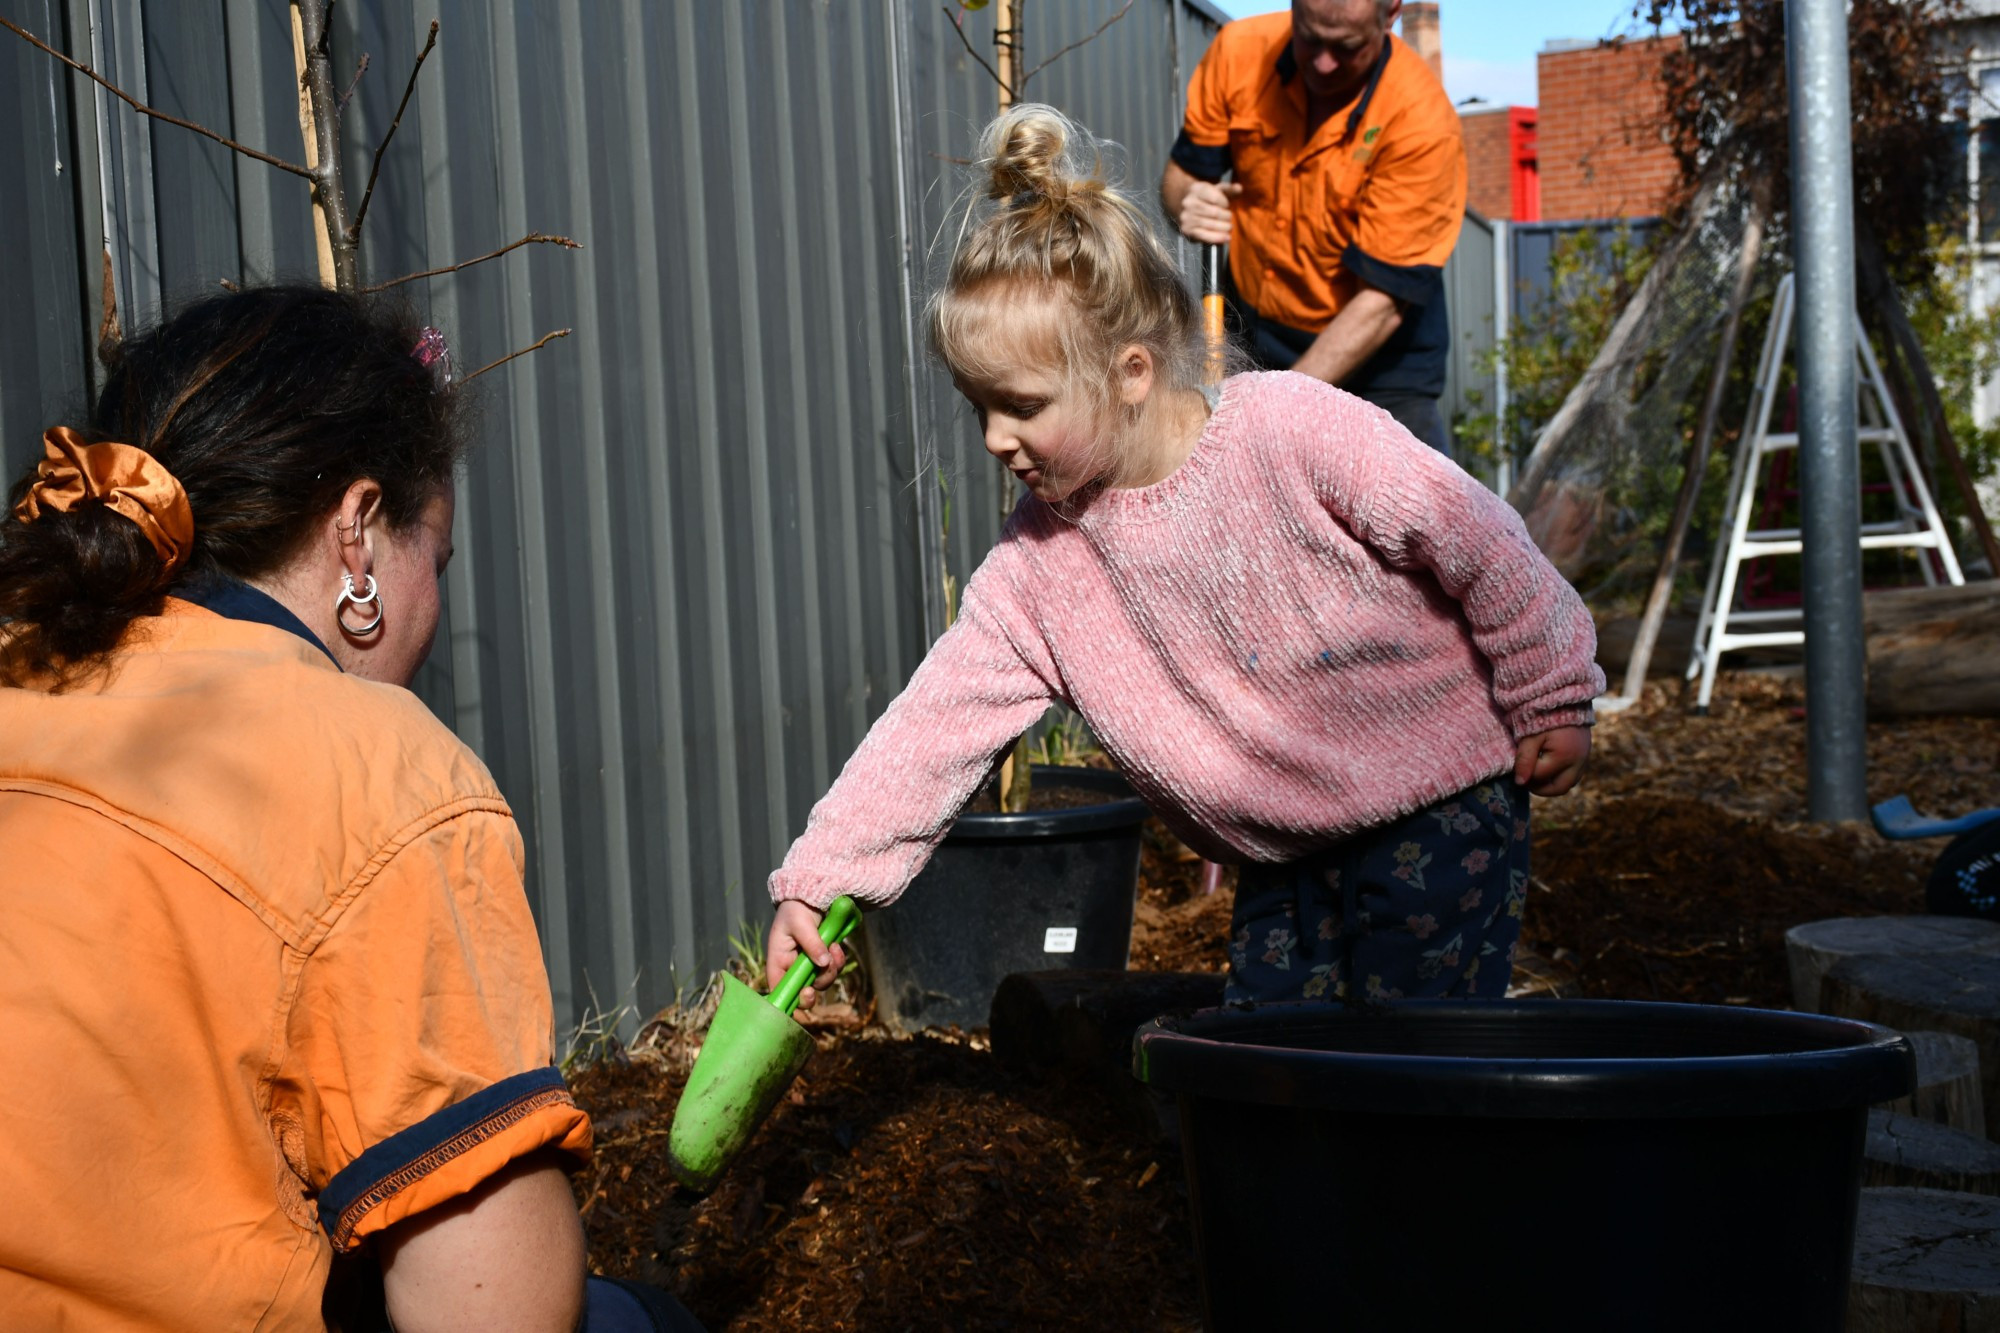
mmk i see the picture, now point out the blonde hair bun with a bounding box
[930,103,1208,494]
[981,103,1104,206]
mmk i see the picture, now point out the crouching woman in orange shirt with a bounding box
[0,287,698,1333]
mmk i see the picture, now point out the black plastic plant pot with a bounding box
[862,765,1148,1034]
[1134,999,1914,1333]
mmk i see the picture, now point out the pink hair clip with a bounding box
[412,326,454,386]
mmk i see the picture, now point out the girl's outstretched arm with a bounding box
[765,540,1060,970]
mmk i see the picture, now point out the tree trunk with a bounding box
[1822,952,2000,1139]
[1865,583,2000,717]
[1785,915,2000,1012]
[290,0,356,291]
[1849,1187,2000,1332]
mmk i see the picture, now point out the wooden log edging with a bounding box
[1865,584,2000,718]
[1885,1031,1987,1138]
[1824,952,2000,1140]
[989,969,1227,1146]
[1785,915,2000,1013]
[1849,1187,2000,1333]
[990,969,1226,1076]
[1867,1110,2000,1195]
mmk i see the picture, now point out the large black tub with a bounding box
[1134,999,1914,1332]
[863,765,1147,1033]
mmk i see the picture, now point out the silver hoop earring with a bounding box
[335,572,384,636]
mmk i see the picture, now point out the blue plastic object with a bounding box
[1872,795,2000,841]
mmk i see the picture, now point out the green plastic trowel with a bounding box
[666,895,860,1192]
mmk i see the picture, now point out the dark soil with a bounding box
[1523,671,2000,1005]
[1528,796,1922,1005]
[571,670,2000,1329]
[570,1033,1196,1331]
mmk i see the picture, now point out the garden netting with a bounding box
[1507,181,1770,603]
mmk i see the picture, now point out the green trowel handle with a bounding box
[768,895,860,1017]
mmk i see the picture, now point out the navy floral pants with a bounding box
[1225,778,1531,1004]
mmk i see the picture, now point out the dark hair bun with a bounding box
[0,284,463,688]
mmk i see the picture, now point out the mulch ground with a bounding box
[569,669,2000,1330]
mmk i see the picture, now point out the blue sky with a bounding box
[1209,1,1671,107]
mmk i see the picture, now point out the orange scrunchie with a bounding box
[12,427,194,573]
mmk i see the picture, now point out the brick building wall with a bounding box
[1462,105,1515,218]
[1403,2,1443,82]
[1536,34,1682,220]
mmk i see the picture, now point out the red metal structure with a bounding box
[1509,106,1540,222]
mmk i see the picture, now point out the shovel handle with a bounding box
[769,895,860,1016]
[1201,242,1226,382]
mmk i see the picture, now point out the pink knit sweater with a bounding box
[770,372,1604,910]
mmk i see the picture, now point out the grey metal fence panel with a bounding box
[1442,208,1497,460]
[0,0,1225,1028]
[1,0,90,479]
[1509,216,1662,325]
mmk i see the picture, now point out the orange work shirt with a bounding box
[1175,17,1466,392]
[0,601,591,1330]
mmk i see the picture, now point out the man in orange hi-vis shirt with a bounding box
[1162,0,1467,455]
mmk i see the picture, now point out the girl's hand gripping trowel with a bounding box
[666,895,860,1192]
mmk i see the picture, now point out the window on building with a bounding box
[1969,66,2000,246]
[1980,123,2000,244]
[1979,64,2000,115]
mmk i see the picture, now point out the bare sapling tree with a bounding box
[944,0,1134,811]
[2,1,573,381]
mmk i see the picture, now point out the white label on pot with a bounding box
[1043,927,1078,954]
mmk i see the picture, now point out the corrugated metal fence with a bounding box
[0,0,1226,1027]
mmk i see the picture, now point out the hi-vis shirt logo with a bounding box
[1355,124,1383,162]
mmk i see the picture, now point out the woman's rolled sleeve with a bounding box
[274,804,592,1252]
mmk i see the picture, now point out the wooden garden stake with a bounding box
[1857,229,2000,577]
[993,0,1026,810]
[1613,197,1766,706]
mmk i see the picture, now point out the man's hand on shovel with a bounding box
[768,899,849,1010]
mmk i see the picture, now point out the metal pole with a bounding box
[1785,0,1869,821]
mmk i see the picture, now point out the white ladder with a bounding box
[1687,271,1963,711]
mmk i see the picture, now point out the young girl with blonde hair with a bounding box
[766,104,1602,1007]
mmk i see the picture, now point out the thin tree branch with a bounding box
[348,19,436,242]
[1,15,313,180]
[942,6,1013,101]
[337,52,369,116]
[462,328,571,383]
[362,231,581,292]
[1020,0,1135,90]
